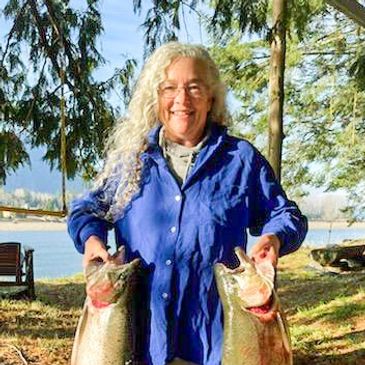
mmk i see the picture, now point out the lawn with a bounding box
[0,247,364,364]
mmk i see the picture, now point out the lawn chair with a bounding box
[0,242,35,299]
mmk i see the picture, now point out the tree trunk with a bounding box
[268,0,287,182]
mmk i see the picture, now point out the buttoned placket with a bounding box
[159,167,188,363]
[155,161,185,308]
[144,127,226,363]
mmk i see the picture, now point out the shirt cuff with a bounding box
[261,218,307,257]
[78,222,108,253]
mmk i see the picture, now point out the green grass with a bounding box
[279,248,365,365]
[0,275,85,365]
[0,248,364,364]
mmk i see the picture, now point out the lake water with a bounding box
[1,227,365,279]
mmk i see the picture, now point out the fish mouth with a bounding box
[89,298,113,309]
[246,294,274,315]
[244,293,280,323]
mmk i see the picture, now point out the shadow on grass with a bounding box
[36,280,86,310]
[293,329,365,364]
[308,302,365,323]
[0,314,78,340]
[295,348,365,365]
[0,280,86,341]
[277,269,365,316]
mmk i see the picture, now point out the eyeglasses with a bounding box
[158,82,208,99]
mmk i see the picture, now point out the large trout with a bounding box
[214,247,292,365]
[71,247,141,365]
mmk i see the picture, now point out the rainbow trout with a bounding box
[215,247,292,365]
[71,248,141,365]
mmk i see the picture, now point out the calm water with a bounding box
[1,227,364,279]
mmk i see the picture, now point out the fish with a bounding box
[214,247,292,365]
[71,247,142,365]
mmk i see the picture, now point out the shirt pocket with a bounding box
[200,183,248,226]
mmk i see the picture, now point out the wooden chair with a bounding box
[0,242,35,299]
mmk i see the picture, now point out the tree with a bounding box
[0,0,136,184]
[133,0,326,180]
[267,0,286,181]
[211,11,365,220]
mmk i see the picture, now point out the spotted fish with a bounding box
[71,247,141,365]
[214,247,292,365]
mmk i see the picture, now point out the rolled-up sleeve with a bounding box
[248,151,308,256]
[67,188,114,254]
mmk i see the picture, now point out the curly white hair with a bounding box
[95,41,230,217]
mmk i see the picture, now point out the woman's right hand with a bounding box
[83,235,112,268]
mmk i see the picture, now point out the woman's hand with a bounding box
[83,235,111,268]
[249,233,280,323]
[250,233,281,268]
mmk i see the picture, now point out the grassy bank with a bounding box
[0,247,364,365]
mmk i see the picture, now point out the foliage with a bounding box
[132,0,365,220]
[0,131,29,183]
[133,0,180,57]
[133,0,326,52]
[2,0,365,221]
[210,11,365,220]
[0,0,136,183]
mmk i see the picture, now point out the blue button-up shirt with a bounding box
[68,124,307,365]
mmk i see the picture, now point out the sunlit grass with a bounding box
[279,248,365,364]
[0,274,85,365]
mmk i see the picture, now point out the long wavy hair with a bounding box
[95,41,230,219]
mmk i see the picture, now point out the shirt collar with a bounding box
[158,126,211,158]
[147,122,226,147]
[143,122,228,167]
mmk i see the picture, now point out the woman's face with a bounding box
[157,57,212,147]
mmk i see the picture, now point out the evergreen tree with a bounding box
[0,0,136,183]
[211,11,365,220]
[133,0,327,180]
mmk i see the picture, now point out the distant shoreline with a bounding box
[0,220,67,232]
[1,219,365,232]
[308,221,365,229]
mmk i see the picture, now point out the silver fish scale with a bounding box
[71,256,141,365]
[215,247,293,365]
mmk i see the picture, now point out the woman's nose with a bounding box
[174,87,192,105]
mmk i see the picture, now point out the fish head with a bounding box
[215,246,275,309]
[85,247,141,307]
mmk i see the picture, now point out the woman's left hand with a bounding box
[249,233,281,268]
[249,234,281,323]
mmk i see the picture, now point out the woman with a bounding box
[68,42,307,365]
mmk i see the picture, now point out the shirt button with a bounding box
[165,259,172,266]
[162,292,169,300]
[175,195,181,202]
[170,226,176,233]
